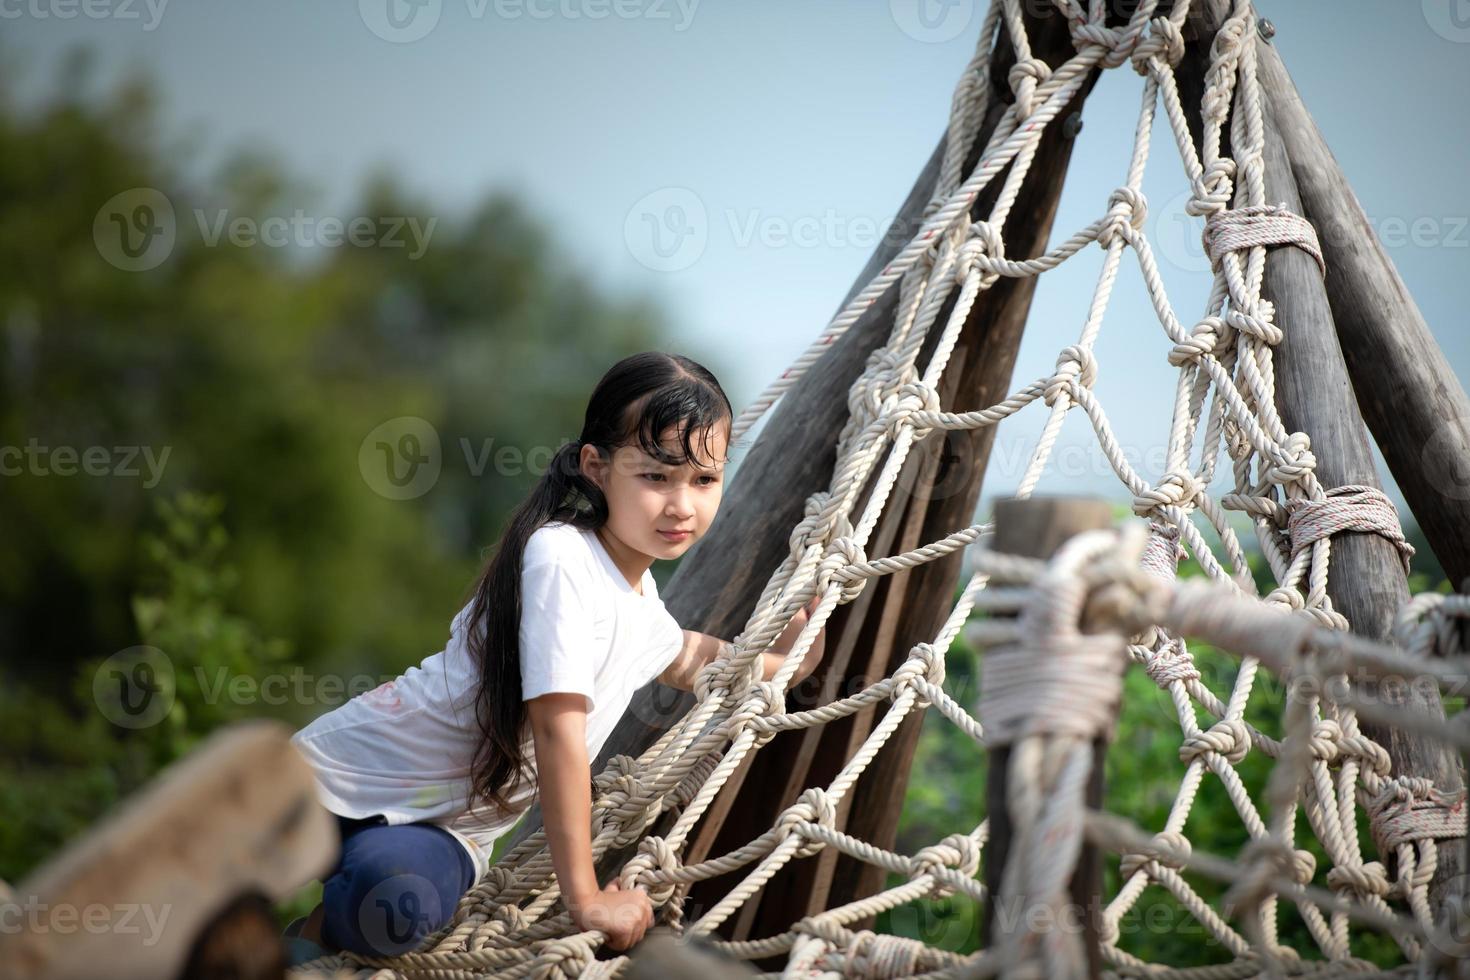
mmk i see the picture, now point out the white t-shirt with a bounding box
[290,521,686,878]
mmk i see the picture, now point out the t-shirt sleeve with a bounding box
[519,557,599,710]
[648,604,686,681]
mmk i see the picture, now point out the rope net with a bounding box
[294,1,1469,976]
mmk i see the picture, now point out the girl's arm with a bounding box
[525,692,653,949]
[658,598,826,693]
[525,692,600,908]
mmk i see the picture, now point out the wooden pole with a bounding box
[1254,38,1470,591]
[983,497,1116,979]
[680,3,1110,948]
[1254,38,1465,908]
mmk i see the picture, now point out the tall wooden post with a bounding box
[681,4,1111,948]
[1254,38,1465,908]
[1253,40,1470,591]
[983,497,1116,979]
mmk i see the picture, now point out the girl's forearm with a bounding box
[532,729,600,907]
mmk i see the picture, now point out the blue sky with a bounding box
[11,0,1470,507]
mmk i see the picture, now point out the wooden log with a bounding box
[0,720,337,980]
[675,3,1110,948]
[983,497,1116,979]
[1255,48,1465,908]
[1254,38,1470,591]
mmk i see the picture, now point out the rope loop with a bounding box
[1307,719,1342,762]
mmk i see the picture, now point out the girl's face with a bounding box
[581,421,729,565]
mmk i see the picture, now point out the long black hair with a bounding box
[464,351,734,814]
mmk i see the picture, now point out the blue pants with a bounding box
[320,813,477,957]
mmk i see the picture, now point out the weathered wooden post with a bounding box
[983,496,1116,979]
[1253,39,1470,591]
[1252,33,1465,908]
[0,721,335,980]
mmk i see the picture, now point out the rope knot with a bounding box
[1326,861,1392,899]
[818,536,868,603]
[892,641,946,695]
[1119,830,1192,880]
[883,379,943,443]
[1264,432,1316,487]
[1308,719,1342,762]
[955,219,1004,285]
[731,679,787,734]
[1187,159,1237,217]
[1132,470,1203,518]
[1099,186,1147,248]
[1167,315,1231,367]
[912,833,981,898]
[778,787,837,859]
[534,934,596,979]
[1044,344,1098,407]
[1142,638,1201,688]
[623,835,681,905]
[1222,300,1282,346]
[1180,718,1250,765]
[1338,732,1393,778]
[1130,16,1185,74]
[1007,57,1052,119]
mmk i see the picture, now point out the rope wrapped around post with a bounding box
[978,525,1142,979]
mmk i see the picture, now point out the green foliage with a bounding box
[0,51,700,888]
